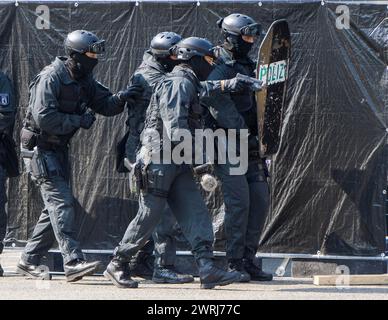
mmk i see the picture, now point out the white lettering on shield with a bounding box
[258,60,287,86]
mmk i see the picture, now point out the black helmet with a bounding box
[171,37,216,81]
[172,37,215,61]
[64,30,105,56]
[150,32,182,58]
[217,13,262,38]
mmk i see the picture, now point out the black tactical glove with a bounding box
[221,74,263,93]
[80,111,96,129]
[117,84,144,103]
[220,77,249,93]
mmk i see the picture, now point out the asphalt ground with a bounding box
[1,249,388,300]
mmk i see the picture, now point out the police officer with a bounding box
[122,31,194,284]
[0,71,17,276]
[122,32,256,283]
[104,37,240,289]
[17,30,142,282]
[201,14,273,282]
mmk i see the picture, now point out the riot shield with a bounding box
[256,19,291,157]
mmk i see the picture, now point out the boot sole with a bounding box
[103,270,138,288]
[66,264,99,283]
[152,276,194,284]
[16,265,52,280]
[200,277,237,290]
[131,273,153,280]
[251,277,273,282]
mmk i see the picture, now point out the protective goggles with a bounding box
[240,23,262,37]
[88,40,105,54]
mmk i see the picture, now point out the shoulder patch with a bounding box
[0,93,9,106]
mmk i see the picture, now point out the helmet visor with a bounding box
[240,23,262,37]
[88,40,105,54]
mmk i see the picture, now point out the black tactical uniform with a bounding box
[104,37,240,289]
[121,32,193,284]
[0,71,17,276]
[121,33,256,283]
[17,30,140,282]
[201,14,273,282]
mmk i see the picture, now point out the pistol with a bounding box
[236,73,263,91]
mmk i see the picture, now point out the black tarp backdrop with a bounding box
[0,0,386,255]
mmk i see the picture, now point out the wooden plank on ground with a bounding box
[313,274,388,286]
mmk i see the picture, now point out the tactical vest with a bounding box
[24,68,92,149]
[222,60,258,136]
[181,68,203,132]
[142,67,202,153]
[126,65,163,136]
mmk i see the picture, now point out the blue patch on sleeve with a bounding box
[0,93,9,106]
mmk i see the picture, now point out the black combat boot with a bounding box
[152,265,194,284]
[16,260,51,280]
[64,259,101,282]
[104,258,138,288]
[228,259,251,283]
[243,258,273,281]
[128,251,154,280]
[197,258,240,289]
[0,263,3,277]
